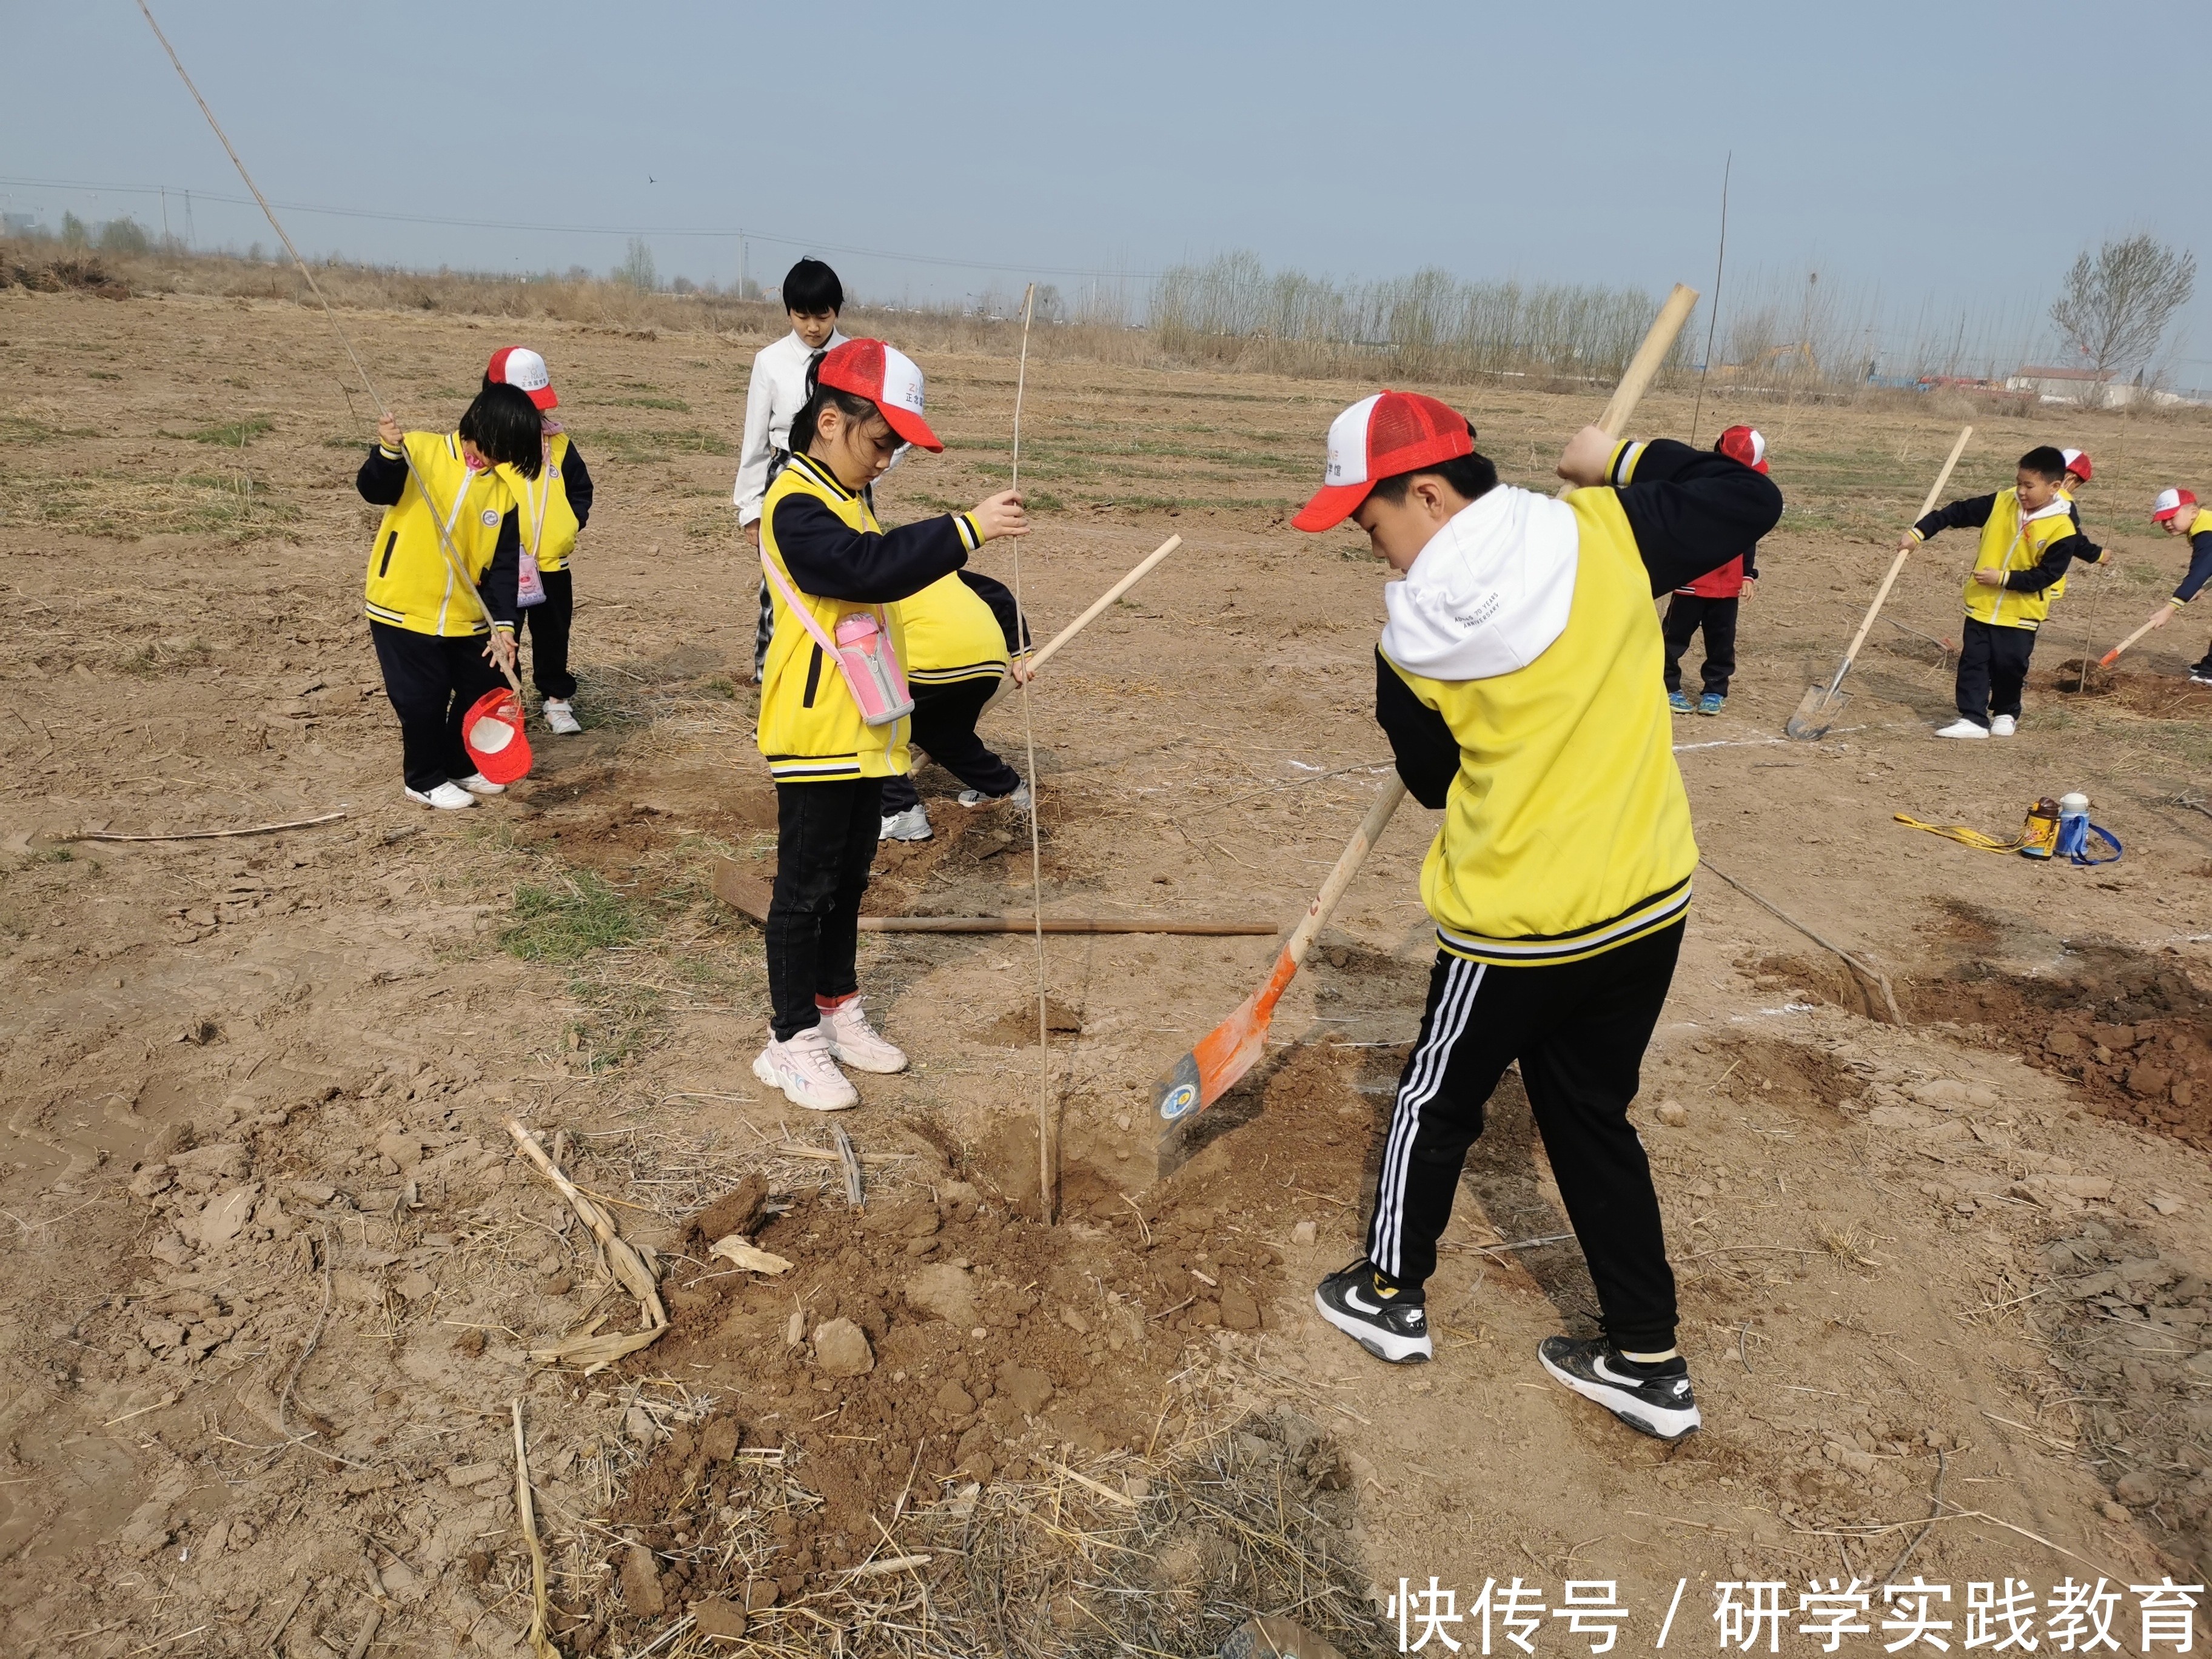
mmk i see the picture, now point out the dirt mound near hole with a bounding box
[1906,943,2212,1145]
[2048,659,2116,695]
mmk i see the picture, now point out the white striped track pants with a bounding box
[1363,920,1686,1353]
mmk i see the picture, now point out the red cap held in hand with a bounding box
[816,339,942,452]
[1292,391,1475,532]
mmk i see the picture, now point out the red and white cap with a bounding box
[816,338,941,452]
[2062,447,2093,481]
[486,346,557,411]
[1291,390,1475,531]
[2153,487,2197,522]
[1718,425,1768,474]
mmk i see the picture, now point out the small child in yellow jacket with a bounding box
[355,386,542,808]
[1905,444,2106,739]
[877,569,1030,841]
[752,339,1025,1111]
[484,346,595,735]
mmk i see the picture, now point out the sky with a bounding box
[4,1,2206,385]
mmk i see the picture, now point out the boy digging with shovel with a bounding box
[1293,393,1780,1440]
[1911,445,2106,739]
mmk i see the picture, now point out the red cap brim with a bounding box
[1291,480,1373,533]
[2154,508,2184,521]
[879,403,941,453]
[525,385,558,411]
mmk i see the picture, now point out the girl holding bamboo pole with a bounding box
[751,340,1027,1111]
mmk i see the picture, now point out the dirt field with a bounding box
[8,280,2212,1657]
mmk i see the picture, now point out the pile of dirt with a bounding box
[2046,659,2116,695]
[1906,946,2212,1144]
[2040,1219,2212,1573]
[567,1039,1376,1652]
[1,249,127,298]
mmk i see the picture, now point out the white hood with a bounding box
[1379,486,1580,682]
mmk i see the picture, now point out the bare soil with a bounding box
[9,286,2212,1655]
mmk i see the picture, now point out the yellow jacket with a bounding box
[899,573,1011,685]
[756,453,982,781]
[1911,486,2096,631]
[498,432,591,574]
[356,434,518,637]
[1380,484,1697,965]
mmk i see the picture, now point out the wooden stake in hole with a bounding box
[1004,281,1057,1223]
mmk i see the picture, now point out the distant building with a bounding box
[1,212,43,238]
[2005,365,2140,408]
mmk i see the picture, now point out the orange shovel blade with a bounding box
[1151,943,1298,1148]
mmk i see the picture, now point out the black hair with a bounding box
[783,256,843,316]
[1366,423,1497,508]
[790,357,884,457]
[2019,445,2069,484]
[458,384,544,476]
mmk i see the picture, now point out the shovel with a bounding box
[1786,425,1972,740]
[1151,282,1701,1165]
[2098,610,2169,669]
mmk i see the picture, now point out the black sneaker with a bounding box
[1314,1260,1432,1364]
[1538,1336,1701,1440]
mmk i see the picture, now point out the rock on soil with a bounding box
[813,1316,874,1376]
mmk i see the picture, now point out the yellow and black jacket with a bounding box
[1911,488,2103,631]
[757,452,984,781]
[498,431,595,573]
[1376,438,1783,966]
[357,434,521,636]
[899,570,1025,687]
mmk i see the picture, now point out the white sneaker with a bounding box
[1934,719,1989,740]
[1990,714,2017,737]
[405,782,477,810]
[541,698,582,736]
[879,805,933,842]
[751,1025,859,1111]
[957,781,1031,810]
[457,771,506,796]
[820,997,908,1074]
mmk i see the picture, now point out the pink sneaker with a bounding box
[819,997,908,1074]
[751,1025,859,1111]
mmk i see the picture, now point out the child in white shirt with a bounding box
[736,258,847,679]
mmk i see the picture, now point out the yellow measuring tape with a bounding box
[1894,800,2060,858]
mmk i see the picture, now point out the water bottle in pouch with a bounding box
[2055,792,2091,860]
[834,609,914,726]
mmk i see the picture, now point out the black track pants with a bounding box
[1661,593,1739,696]
[879,678,1023,814]
[1364,921,1684,1352]
[369,620,505,793]
[1953,616,2037,727]
[766,779,883,1041]
[521,566,576,700]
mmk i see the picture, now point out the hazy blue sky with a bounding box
[5,1,2206,382]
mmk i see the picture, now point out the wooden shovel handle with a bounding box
[1832,426,1973,684]
[2101,611,2167,666]
[1280,779,1409,974]
[1557,284,1701,499]
[1596,284,1701,438]
[1022,534,1181,677]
